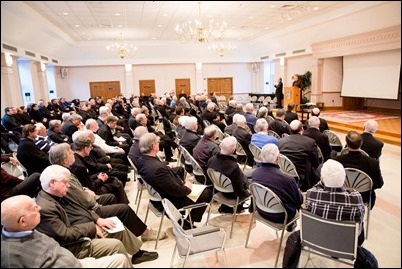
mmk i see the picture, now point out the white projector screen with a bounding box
[341,49,401,100]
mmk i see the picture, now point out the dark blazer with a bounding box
[284,111,299,124]
[232,126,254,167]
[98,124,119,146]
[333,151,384,208]
[278,133,320,191]
[179,129,201,155]
[252,162,303,223]
[16,138,51,175]
[303,127,332,161]
[60,121,78,143]
[360,132,384,160]
[269,119,291,137]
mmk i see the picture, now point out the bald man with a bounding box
[1,195,132,268]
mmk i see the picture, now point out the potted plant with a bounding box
[300,71,312,104]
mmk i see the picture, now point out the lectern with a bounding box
[283,86,300,108]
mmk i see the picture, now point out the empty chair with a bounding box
[344,168,373,239]
[267,130,281,140]
[257,96,265,104]
[248,142,262,164]
[245,183,300,268]
[207,168,251,238]
[300,209,359,267]
[142,180,165,250]
[250,96,257,104]
[323,130,343,152]
[162,198,227,268]
[278,154,300,186]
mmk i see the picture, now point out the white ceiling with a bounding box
[23,1,358,43]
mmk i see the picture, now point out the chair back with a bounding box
[344,168,373,193]
[214,125,226,141]
[278,154,300,185]
[179,145,208,185]
[340,147,370,157]
[143,180,162,202]
[323,130,343,149]
[1,159,28,179]
[301,209,358,261]
[250,183,286,216]
[248,143,262,163]
[267,130,281,140]
[207,168,234,193]
[317,146,324,164]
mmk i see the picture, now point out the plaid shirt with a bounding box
[306,181,365,235]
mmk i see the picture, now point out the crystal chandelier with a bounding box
[175,2,227,44]
[106,33,137,59]
[208,41,236,57]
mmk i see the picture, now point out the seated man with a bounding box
[1,195,132,268]
[1,155,41,202]
[48,143,166,243]
[207,136,251,213]
[251,118,278,148]
[303,116,332,161]
[35,165,159,264]
[282,159,366,268]
[137,133,212,229]
[361,119,384,160]
[333,131,384,209]
[252,144,303,231]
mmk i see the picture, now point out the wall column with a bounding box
[195,62,203,96]
[1,53,23,116]
[124,64,134,96]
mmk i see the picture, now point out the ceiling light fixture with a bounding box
[175,2,227,44]
[208,41,236,57]
[106,33,137,59]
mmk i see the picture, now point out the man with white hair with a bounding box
[278,120,320,191]
[207,136,251,213]
[310,107,329,132]
[303,116,332,161]
[361,119,383,159]
[283,159,366,267]
[251,118,278,148]
[306,159,366,245]
[252,144,303,231]
[179,116,201,155]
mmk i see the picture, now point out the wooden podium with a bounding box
[283,86,300,108]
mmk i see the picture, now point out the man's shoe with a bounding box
[131,250,159,264]
[166,158,177,162]
[141,229,167,241]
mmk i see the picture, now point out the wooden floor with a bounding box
[315,110,401,146]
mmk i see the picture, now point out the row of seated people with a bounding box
[126,126,372,266]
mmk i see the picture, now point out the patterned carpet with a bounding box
[319,111,400,123]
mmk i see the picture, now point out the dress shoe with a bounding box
[131,250,159,264]
[141,228,167,241]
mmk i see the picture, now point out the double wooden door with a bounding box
[89,81,121,100]
[175,78,191,98]
[207,77,233,101]
[139,80,156,97]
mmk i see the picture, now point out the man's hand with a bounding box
[96,218,116,231]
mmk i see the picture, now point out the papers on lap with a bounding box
[187,184,207,202]
[103,216,125,233]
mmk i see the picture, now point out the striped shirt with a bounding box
[306,182,365,235]
[34,136,56,153]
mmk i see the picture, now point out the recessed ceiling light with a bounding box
[163,14,168,16]
[75,24,80,27]
[157,25,162,28]
[249,16,254,19]
[62,12,69,15]
[117,25,123,27]
[313,7,320,11]
[115,13,120,16]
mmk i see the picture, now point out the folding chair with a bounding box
[300,209,359,267]
[344,168,373,239]
[278,154,300,186]
[245,183,299,268]
[162,198,227,268]
[207,168,251,238]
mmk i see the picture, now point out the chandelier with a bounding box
[208,41,236,57]
[175,2,227,44]
[106,33,137,59]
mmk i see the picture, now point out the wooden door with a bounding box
[175,78,191,98]
[89,81,121,100]
[207,77,233,101]
[139,80,156,97]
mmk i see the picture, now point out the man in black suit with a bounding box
[303,116,332,161]
[361,120,384,160]
[137,133,212,229]
[333,131,384,208]
[278,120,320,191]
[284,103,299,124]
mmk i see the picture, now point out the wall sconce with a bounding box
[5,52,13,67]
[125,64,132,72]
[196,62,203,71]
